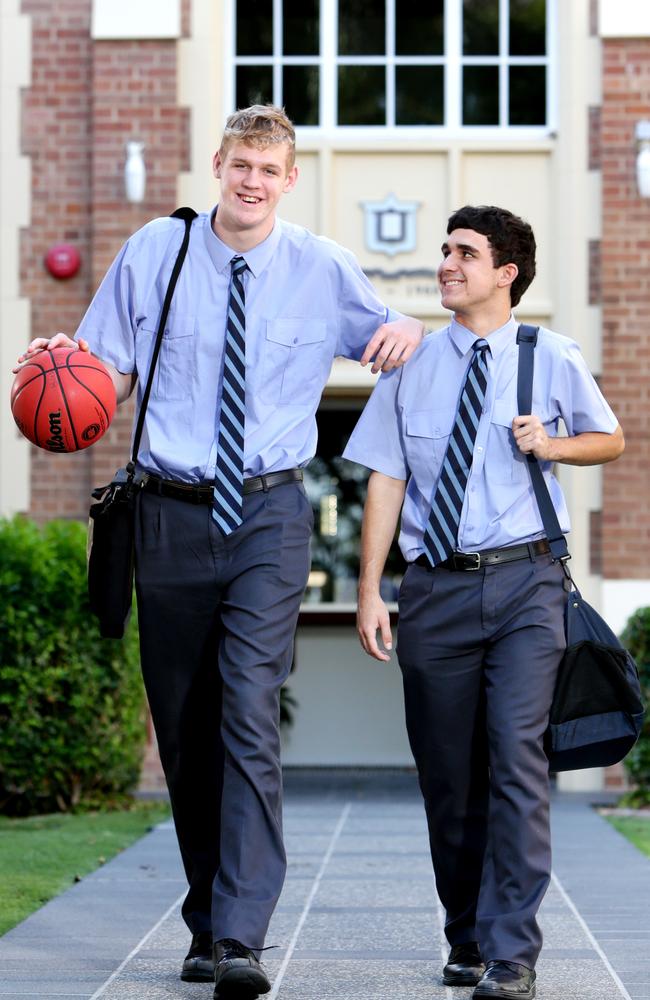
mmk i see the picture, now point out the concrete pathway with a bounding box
[1,771,649,1000]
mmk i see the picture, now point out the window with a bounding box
[231,0,553,132]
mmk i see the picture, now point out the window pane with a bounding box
[236,0,273,56]
[338,65,385,124]
[463,0,498,55]
[396,0,444,56]
[510,0,546,56]
[463,65,499,124]
[509,65,546,125]
[339,0,385,56]
[284,0,319,55]
[236,65,274,110]
[396,66,443,125]
[283,66,319,125]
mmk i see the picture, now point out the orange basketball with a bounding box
[11,347,116,453]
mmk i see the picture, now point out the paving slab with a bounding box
[0,772,648,999]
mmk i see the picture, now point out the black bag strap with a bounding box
[516,324,571,565]
[127,207,198,476]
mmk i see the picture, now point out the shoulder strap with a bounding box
[128,207,198,474]
[516,324,570,564]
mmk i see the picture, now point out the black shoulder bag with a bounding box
[517,324,645,771]
[87,207,198,639]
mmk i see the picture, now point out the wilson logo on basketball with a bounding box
[46,410,66,452]
[82,423,101,442]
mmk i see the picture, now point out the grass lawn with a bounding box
[0,800,171,936]
[606,815,650,858]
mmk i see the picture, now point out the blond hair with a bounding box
[220,105,296,169]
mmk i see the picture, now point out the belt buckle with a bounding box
[456,550,481,571]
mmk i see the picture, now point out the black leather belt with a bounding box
[142,468,303,504]
[414,538,550,572]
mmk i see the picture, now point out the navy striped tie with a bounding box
[423,338,490,566]
[213,255,247,535]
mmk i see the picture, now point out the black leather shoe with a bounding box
[473,960,536,998]
[442,942,485,986]
[181,931,214,982]
[213,939,271,999]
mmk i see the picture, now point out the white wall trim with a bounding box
[92,0,181,40]
[0,3,31,516]
[600,0,650,38]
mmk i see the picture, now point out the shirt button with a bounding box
[435,427,440,434]
[477,445,483,452]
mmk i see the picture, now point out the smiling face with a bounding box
[438,228,518,333]
[212,140,298,251]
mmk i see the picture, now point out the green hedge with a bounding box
[0,516,145,816]
[621,606,650,805]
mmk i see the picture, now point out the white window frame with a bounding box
[226,0,557,139]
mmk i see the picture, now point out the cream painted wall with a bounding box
[0,2,31,517]
[177,0,224,210]
[281,626,414,767]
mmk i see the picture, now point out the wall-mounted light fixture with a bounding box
[635,122,650,199]
[124,140,146,203]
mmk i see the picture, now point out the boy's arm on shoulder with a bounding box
[360,316,425,373]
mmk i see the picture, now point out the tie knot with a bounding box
[231,255,247,276]
[473,338,489,354]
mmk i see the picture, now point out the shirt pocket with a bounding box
[404,409,454,486]
[138,314,196,401]
[260,318,329,405]
[489,398,526,483]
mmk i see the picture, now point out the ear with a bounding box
[283,164,299,194]
[212,151,222,180]
[497,262,518,290]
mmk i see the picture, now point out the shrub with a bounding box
[620,606,650,806]
[0,516,145,816]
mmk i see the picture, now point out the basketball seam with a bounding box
[52,357,80,451]
[31,373,47,448]
[64,360,111,422]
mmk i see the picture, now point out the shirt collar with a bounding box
[202,206,282,279]
[448,313,518,359]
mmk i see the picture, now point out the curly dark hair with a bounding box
[446,205,536,307]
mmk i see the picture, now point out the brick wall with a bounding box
[600,39,650,579]
[20,0,189,520]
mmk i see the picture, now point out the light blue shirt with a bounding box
[343,315,619,561]
[76,209,399,481]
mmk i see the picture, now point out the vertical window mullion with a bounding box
[273,0,282,105]
[499,0,509,126]
[546,0,557,133]
[446,0,461,129]
[386,0,395,126]
[323,0,336,128]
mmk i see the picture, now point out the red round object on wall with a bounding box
[45,243,81,279]
[10,348,116,453]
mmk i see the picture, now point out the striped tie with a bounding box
[423,338,490,566]
[213,255,247,535]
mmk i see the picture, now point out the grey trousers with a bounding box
[396,551,566,968]
[134,482,312,949]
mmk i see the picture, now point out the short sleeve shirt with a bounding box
[76,210,401,481]
[342,315,619,561]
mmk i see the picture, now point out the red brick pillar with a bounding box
[21,0,190,519]
[600,40,650,578]
[21,0,95,520]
